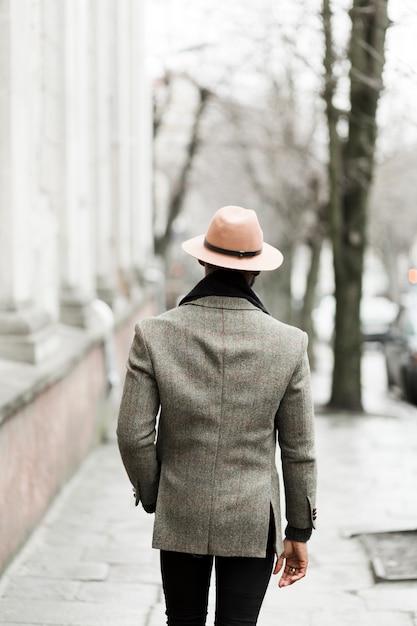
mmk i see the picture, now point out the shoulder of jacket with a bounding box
[265,316,306,336]
[134,307,181,331]
[266,318,308,352]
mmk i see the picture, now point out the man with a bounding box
[117,205,317,626]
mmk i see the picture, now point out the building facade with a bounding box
[0,0,156,575]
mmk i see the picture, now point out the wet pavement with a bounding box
[1,346,417,626]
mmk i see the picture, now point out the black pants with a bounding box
[160,520,275,626]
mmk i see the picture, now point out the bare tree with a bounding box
[151,1,325,336]
[154,74,212,257]
[228,96,324,324]
[153,73,212,258]
[322,0,389,411]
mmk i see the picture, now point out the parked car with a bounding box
[360,296,399,342]
[312,295,398,344]
[384,300,417,405]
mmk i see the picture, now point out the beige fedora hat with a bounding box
[181,205,283,271]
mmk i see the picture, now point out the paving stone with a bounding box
[2,576,80,601]
[360,582,417,612]
[84,545,144,564]
[0,597,147,626]
[76,580,159,605]
[262,585,364,611]
[358,530,417,581]
[147,601,166,626]
[21,560,109,582]
[107,561,160,585]
[310,609,415,626]
[308,561,374,589]
[259,607,311,626]
[18,546,85,571]
[43,525,110,550]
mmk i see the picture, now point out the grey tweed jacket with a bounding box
[117,296,317,558]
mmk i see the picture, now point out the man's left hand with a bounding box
[274,538,308,587]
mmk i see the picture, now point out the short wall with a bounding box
[0,293,156,576]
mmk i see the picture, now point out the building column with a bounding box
[92,0,119,308]
[130,0,154,275]
[0,0,57,363]
[113,0,138,297]
[60,0,95,327]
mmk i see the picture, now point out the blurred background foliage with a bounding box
[147,0,417,410]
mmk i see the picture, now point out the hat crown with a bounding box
[205,206,263,253]
[181,205,283,272]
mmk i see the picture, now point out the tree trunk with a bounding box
[257,243,293,323]
[299,179,327,368]
[300,235,323,369]
[154,86,211,258]
[322,0,389,411]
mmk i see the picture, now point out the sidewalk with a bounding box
[1,348,417,625]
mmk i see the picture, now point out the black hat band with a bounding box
[204,238,262,258]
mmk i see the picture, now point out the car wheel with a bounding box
[385,360,395,388]
[403,369,417,405]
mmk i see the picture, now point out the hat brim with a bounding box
[181,235,283,271]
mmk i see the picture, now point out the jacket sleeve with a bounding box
[117,322,160,510]
[275,331,317,533]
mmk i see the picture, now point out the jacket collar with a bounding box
[178,269,270,315]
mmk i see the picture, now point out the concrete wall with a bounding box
[0,294,156,576]
[0,0,157,575]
